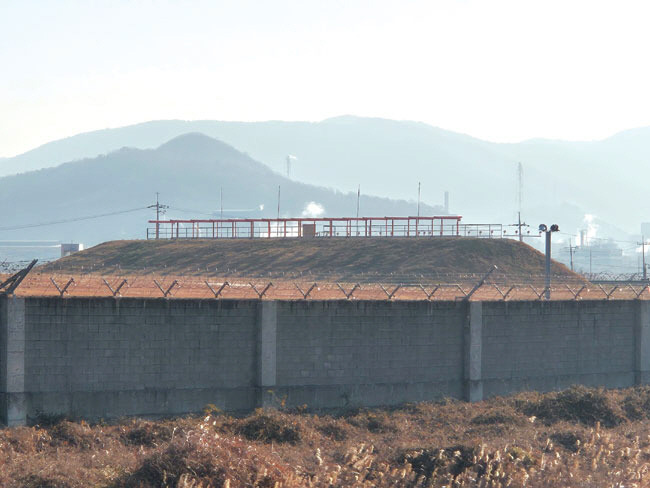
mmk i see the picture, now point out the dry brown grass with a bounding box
[41,237,577,281]
[4,386,650,486]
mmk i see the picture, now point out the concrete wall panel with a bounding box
[0,296,647,424]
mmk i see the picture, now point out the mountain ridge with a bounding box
[2,116,649,238]
[0,132,442,247]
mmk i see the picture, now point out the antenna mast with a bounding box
[517,162,525,241]
[517,162,523,215]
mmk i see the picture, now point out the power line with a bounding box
[0,207,149,231]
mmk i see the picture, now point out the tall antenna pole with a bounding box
[516,163,525,242]
[569,238,574,271]
[517,162,523,215]
[417,182,421,217]
[356,185,360,218]
[277,185,281,220]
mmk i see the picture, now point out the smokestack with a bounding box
[444,191,449,214]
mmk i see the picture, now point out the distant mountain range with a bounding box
[0,133,440,245]
[2,116,647,241]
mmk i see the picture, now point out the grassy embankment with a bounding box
[43,238,577,282]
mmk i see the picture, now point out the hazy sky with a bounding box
[3,0,650,157]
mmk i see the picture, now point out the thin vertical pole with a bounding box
[155,192,160,239]
[277,186,281,220]
[356,185,360,218]
[220,187,223,219]
[417,182,421,217]
[545,231,551,300]
[641,236,648,281]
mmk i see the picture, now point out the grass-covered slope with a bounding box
[43,237,578,282]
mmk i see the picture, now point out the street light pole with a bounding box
[539,223,560,300]
[545,230,552,299]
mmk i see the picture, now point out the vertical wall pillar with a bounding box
[464,301,483,402]
[258,301,277,407]
[1,296,26,426]
[636,301,650,385]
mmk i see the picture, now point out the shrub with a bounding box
[346,410,397,434]
[237,412,301,444]
[317,420,350,441]
[550,431,583,452]
[16,474,73,488]
[121,420,175,447]
[470,411,519,425]
[48,421,96,449]
[401,445,480,479]
[518,386,624,427]
[507,446,538,468]
[120,441,226,488]
[623,387,650,420]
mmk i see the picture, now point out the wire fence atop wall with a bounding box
[3,271,650,302]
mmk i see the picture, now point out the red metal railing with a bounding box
[147,216,465,239]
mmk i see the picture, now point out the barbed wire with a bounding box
[3,270,648,302]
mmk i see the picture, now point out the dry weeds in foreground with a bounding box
[3,386,650,487]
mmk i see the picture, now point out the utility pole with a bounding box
[277,185,281,220]
[516,212,528,242]
[417,182,421,217]
[569,238,574,272]
[639,236,647,281]
[147,192,169,239]
[509,212,528,241]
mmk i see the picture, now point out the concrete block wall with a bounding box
[272,301,465,408]
[2,296,650,425]
[480,301,637,397]
[21,298,259,421]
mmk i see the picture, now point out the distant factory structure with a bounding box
[60,243,84,257]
